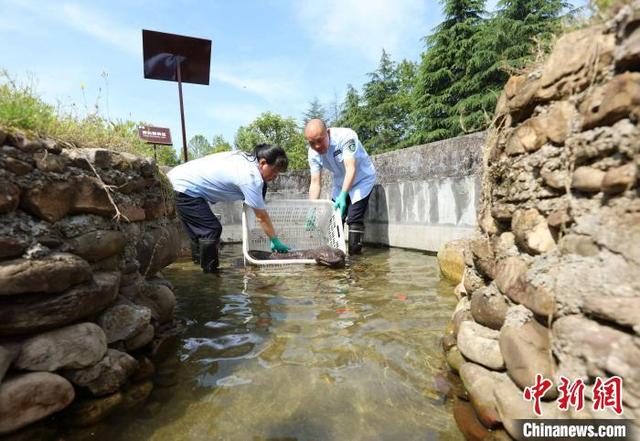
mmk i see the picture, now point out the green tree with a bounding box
[335,84,370,143]
[145,144,179,166]
[412,0,487,143]
[395,59,418,148]
[234,112,307,170]
[302,97,327,125]
[187,134,214,159]
[211,134,232,153]
[361,49,400,153]
[327,90,341,126]
[459,0,570,132]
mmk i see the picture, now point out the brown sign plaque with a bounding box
[138,126,173,145]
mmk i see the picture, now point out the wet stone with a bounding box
[470,236,496,279]
[494,375,562,439]
[445,346,465,374]
[15,323,107,371]
[143,283,177,324]
[120,381,153,410]
[125,323,155,351]
[500,316,557,399]
[63,349,138,396]
[61,392,123,427]
[0,372,75,435]
[71,230,126,263]
[457,321,504,371]
[460,362,505,428]
[132,356,156,382]
[463,266,486,297]
[97,302,152,344]
[0,272,120,337]
[0,253,92,296]
[437,240,467,283]
[0,343,19,383]
[470,284,509,331]
[453,398,491,441]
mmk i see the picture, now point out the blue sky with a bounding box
[1,0,585,156]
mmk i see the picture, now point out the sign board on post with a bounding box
[142,29,212,163]
[138,126,173,145]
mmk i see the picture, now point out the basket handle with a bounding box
[333,208,347,254]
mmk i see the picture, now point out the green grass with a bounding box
[0,70,178,165]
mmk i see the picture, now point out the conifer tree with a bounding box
[335,84,370,143]
[459,0,570,132]
[302,97,328,125]
[412,0,486,143]
[362,49,401,153]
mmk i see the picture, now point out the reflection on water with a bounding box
[109,245,462,441]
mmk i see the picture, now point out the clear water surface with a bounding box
[102,245,462,441]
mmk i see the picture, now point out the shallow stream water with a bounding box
[106,245,462,441]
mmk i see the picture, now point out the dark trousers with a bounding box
[174,192,222,242]
[341,192,370,225]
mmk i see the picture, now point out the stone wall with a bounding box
[216,132,484,252]
[0,131,182,436]
[365,132,484,251]
[442,4,640,439]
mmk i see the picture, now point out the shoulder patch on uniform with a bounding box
[344,139,356,153]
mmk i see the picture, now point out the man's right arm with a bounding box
[309,172,322,200]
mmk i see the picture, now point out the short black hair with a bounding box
[254,143,289,172]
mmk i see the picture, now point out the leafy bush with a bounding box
[0,70,179,165]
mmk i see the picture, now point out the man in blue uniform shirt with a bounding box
[304,119,376,254]
[168,144,290,272]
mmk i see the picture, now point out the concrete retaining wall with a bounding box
[215,132,485,252]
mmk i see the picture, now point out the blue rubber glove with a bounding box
[304,208,317,231]
[334,191,348,217]
[270,237,290,253]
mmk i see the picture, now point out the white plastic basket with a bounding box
[242,199,346,266]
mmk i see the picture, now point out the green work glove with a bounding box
[334,191,348,217]
[270,237,290,253]
[304,208,317,231]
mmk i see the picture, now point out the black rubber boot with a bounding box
[190,238,200,264]
[199,239,219,273]
[348,223,365,255]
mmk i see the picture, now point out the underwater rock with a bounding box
[61,392,122,427]
[453,398,491,441]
